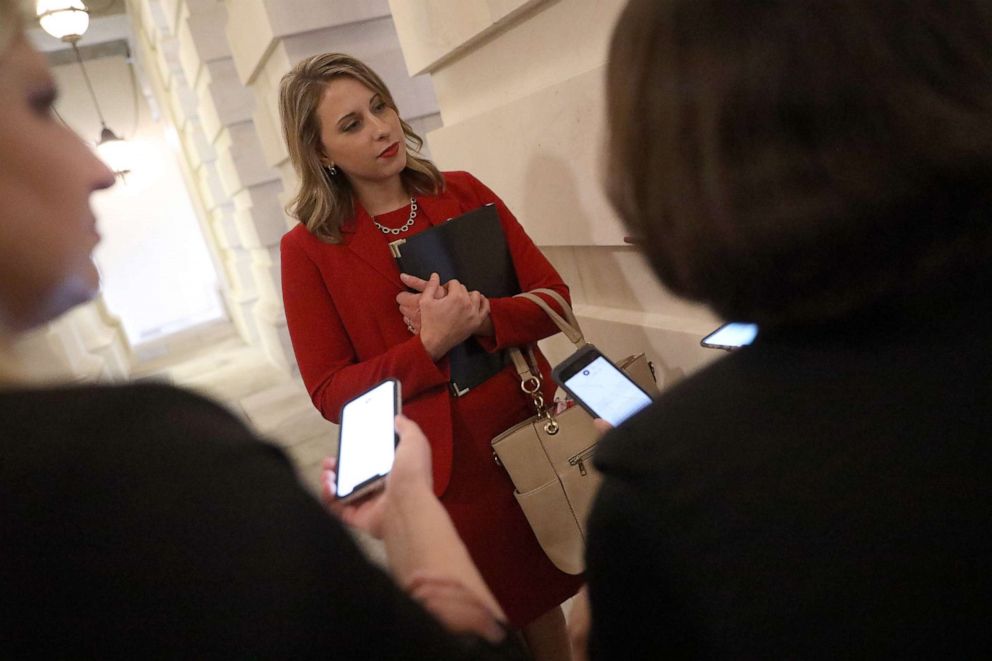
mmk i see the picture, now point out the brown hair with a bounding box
[607,0,992,327]
[278,52,443,243]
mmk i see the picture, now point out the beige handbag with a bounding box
[490,290,658,574]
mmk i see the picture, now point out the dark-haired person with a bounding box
[585,0,992,657]
[0,1,528,656]
[278,52,581,659]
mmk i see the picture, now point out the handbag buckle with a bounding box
[520,376,541,394]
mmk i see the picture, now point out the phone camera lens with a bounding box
[582,370,590,376]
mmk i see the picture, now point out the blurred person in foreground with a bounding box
[579,0,992,657]
[0,0,525,656]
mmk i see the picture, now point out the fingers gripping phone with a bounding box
[700,322,758,351]
[335,379,401,502]
[552,344,653,427]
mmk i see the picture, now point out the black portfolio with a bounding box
[389,204,520,394]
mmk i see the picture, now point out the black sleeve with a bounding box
[1,384,527,660]
[585,467,701,659]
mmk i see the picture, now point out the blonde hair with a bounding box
[278,52,443,243]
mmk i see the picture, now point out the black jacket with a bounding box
[587,298,992,658]
[1,383,523,659]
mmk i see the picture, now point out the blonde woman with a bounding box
[279,53,581,659]
[0,2,525,655]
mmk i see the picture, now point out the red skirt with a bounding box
[440,368,584,627]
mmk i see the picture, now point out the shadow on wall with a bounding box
[520,151,638,300]
[520,152,690,392]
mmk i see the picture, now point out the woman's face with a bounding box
[0,35,115,331]
[315,76,407,189]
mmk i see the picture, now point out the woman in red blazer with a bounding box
[278,53,582,659]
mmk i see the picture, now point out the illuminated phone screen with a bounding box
[701,322,758,350]
[336,380,397,499]
[564,356,652,427]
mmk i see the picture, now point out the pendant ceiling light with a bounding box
[36,0,90,43]
[36,0,133,178]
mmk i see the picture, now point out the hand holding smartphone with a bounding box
[552,344,653,427]
[335,379,401,502]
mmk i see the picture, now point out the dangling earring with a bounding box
[326,164,337,176]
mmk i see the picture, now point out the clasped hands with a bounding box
[396,273,493,360]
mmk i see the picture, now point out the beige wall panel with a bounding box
[200,59,256,128]
[180,2,231,66]
[158,0,182,34]
[250,248,282,304]
[215,122,280,193]
[388,0,549,74]
[180,113,215,167]
[564,247,717,323]
[427,0,625,125]
[232,182,290,248]
[225,0,391,84]
[427,67,622,246]
[251,43,295,167]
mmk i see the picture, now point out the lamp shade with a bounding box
[96,127,132,177]
[37,0,90,42]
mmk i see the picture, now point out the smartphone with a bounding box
[700,322,758,351]
[552,344,653,427]
[335,379,401,502]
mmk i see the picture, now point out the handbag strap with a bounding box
[505,288,583,434]
[513,289,585,348]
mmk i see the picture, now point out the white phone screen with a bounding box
[702,322,758,349]
[564,356,652,426]
[336,381,397,499]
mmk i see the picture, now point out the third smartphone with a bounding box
[699,322,758,351]
[552,344,653,427]
[335,379,400,502]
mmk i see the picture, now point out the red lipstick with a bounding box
[378,142,399,159]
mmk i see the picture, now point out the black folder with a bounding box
[389,204,520,394]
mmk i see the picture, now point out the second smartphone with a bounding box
[335,378,401,502]
[552,344,653,427]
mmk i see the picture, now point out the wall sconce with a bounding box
[37,0,133,179]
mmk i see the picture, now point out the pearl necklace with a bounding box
[373,198,418,235]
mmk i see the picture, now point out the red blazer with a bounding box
[281,171,570,495]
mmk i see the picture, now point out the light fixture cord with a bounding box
[71,41,107,128]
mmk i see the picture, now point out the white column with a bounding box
[388,0,722,388]
[128,0,297,369]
